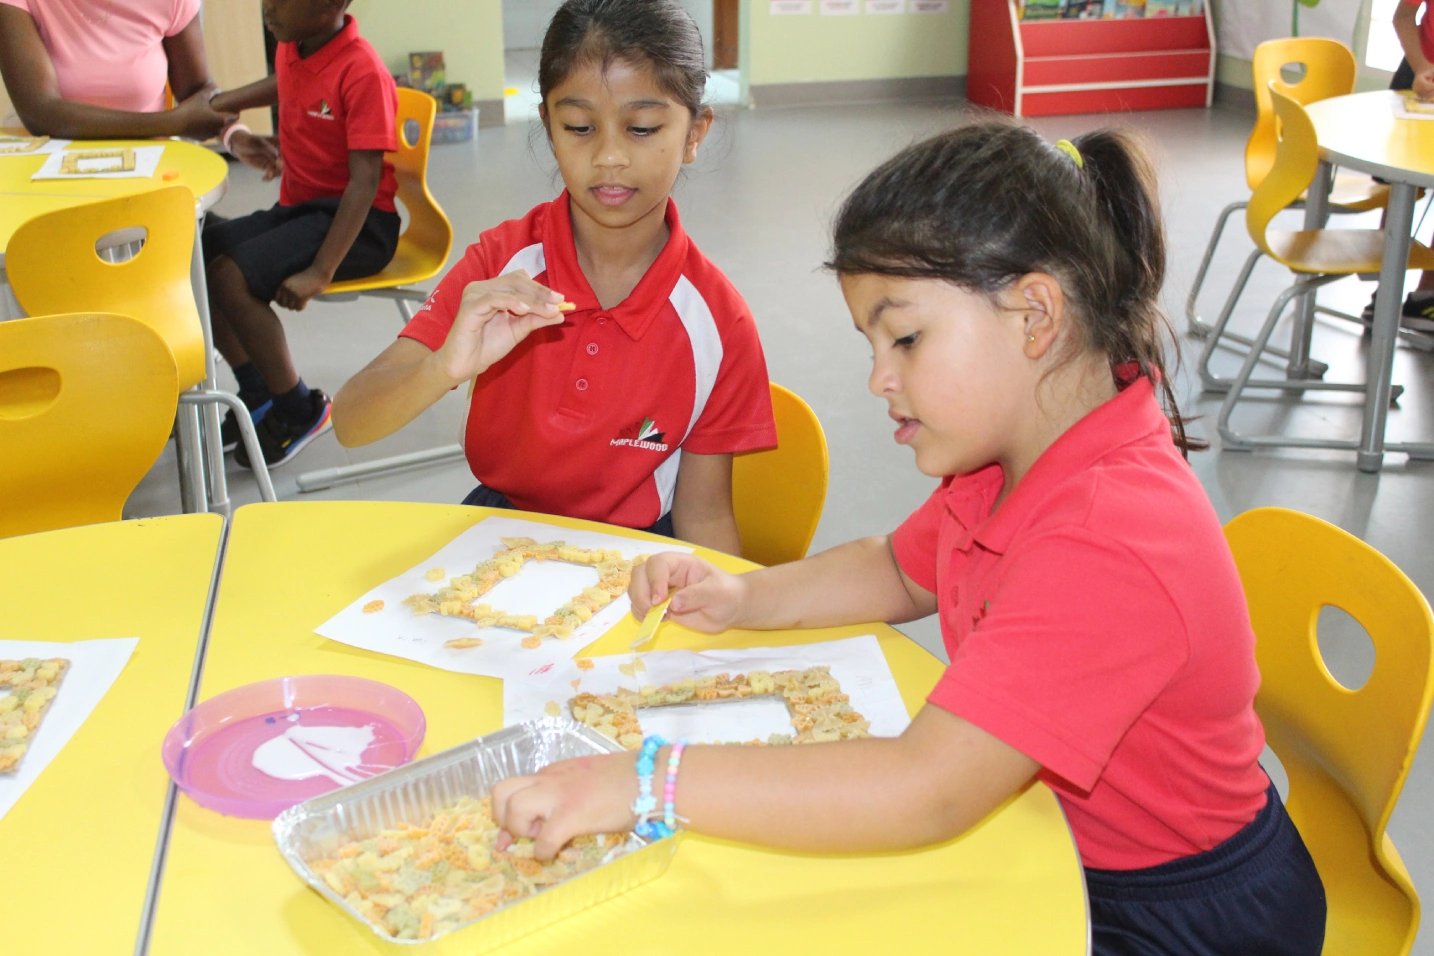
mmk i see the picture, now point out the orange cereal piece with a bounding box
[362,599,385,613]
[575,659,595,670]
[521,635,543,649]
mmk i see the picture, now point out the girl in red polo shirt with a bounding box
[489,122,1327,955]
[332,0,776,553]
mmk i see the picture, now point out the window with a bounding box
[1367,0,1406,72]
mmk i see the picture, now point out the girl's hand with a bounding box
[490,753,638,861]
[437,272,568,382]
[630,553,748,633]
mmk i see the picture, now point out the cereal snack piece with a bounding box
[0,657,70,773]
[425,568,446,582]
[574,659,596,671]
[362,599,385,614]
[308,795,630,940]
[445,637,484,650]
[544,700,563,717]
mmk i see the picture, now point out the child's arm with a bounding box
[208,76,279,114]
[630,535,936,633]
[274,149,384,312]
[670,452,741,554]
[493,703,1039,860]
[332,272,569,447]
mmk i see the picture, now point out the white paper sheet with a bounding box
[504,634,912,743]
[315,516,692,679]
[1394,94,1434,122]
[0,637,139,822]
[31,144,164,180]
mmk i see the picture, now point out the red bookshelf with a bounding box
[967,3,1215,116]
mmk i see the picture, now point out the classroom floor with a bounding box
[127,90,1434,951]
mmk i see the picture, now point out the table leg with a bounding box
[1358,182,1416,473]
[1287,160,1333,378]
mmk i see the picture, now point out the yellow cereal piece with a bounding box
[426,568,447,582]
[543,700,562,717]
[362,599,385,614]
[445,637,484,650]
[520,635,542,650]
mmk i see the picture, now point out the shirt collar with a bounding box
[940,375,1170,555]
[541,191,689,340]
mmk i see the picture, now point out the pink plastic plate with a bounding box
[162,675,426,819]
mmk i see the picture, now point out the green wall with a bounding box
[349,0,507,105]
[747,2,967,86]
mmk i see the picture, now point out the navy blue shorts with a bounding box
[202,200,399,303]
[460,484,676,540]
[1084,783,1326,955]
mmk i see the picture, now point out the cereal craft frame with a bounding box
[569,666,871,749]
[404,537,647,650]
[0,657,69,773]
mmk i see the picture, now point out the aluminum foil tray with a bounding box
[272,718,678,949]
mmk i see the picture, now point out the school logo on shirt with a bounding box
[610,417,668,452]
[307,99,335,120]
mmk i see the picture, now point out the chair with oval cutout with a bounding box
[4,186,277,505]
[298,86,458,492]
[0,312,179,538]
[1187,36,1392,375]
[1224,507,1434,955]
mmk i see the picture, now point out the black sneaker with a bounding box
[1401,290,1434,333]
[236,389,332,469]
[221,399,272,454]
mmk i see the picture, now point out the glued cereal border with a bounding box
[0,657,69,773]
[403,537,647,649]
[568,666,871,749]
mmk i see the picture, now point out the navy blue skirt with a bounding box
[460,484,676,539]
[1084,783,1326,955]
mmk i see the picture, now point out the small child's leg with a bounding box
[207,256,301,396]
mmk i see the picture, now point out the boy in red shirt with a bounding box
[207,0,399,467]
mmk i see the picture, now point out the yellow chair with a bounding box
[1187,36,1390,363]
[4,186,277,503]
[1203,86,1434,457]
[0,312,179,538]
[298,87,458,492]
[732,383,829,567]
[1224,507,1434,956]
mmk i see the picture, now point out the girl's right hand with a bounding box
[629,553,747,634]
[436,272,568,382]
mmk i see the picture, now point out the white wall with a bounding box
[500,0,717,69]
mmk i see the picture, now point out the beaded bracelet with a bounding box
[662,740,687,832]
[631,735,668,839]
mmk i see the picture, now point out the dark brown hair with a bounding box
[828,119,1203,455]
[539,0,708,117]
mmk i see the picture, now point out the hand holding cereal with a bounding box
[436,271,569,383]
[491,753,640,862]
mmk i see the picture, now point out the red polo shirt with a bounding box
[400,194,777,529]
[892,377,1269,870]
[1405,0,1434,63]
[275,14,396,211]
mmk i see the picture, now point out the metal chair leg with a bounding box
[1186,198,1247,338]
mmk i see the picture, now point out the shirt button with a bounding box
[586,343,599,356]
[575,378,589,391]
[595,313,609,325]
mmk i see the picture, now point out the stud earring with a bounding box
[1026,334,1036,343]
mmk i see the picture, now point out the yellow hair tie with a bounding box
[1055,138,1084,169]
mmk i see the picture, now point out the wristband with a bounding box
[632,735,676,840]
[221,122,251,154]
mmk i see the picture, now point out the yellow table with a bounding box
[1302,90,1434,471]
[146,502,1089,955]
[0,137,254,512]
[0,514,225,955]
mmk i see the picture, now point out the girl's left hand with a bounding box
[490,753,638,861]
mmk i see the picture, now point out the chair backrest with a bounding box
[1247,37,1357,190]
[5,186,205,387]
[1224,507,1434,956]
[1246,86,1320,262]
[0,312,179,539]
[325,87,453,296]
[731,383,829,566]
